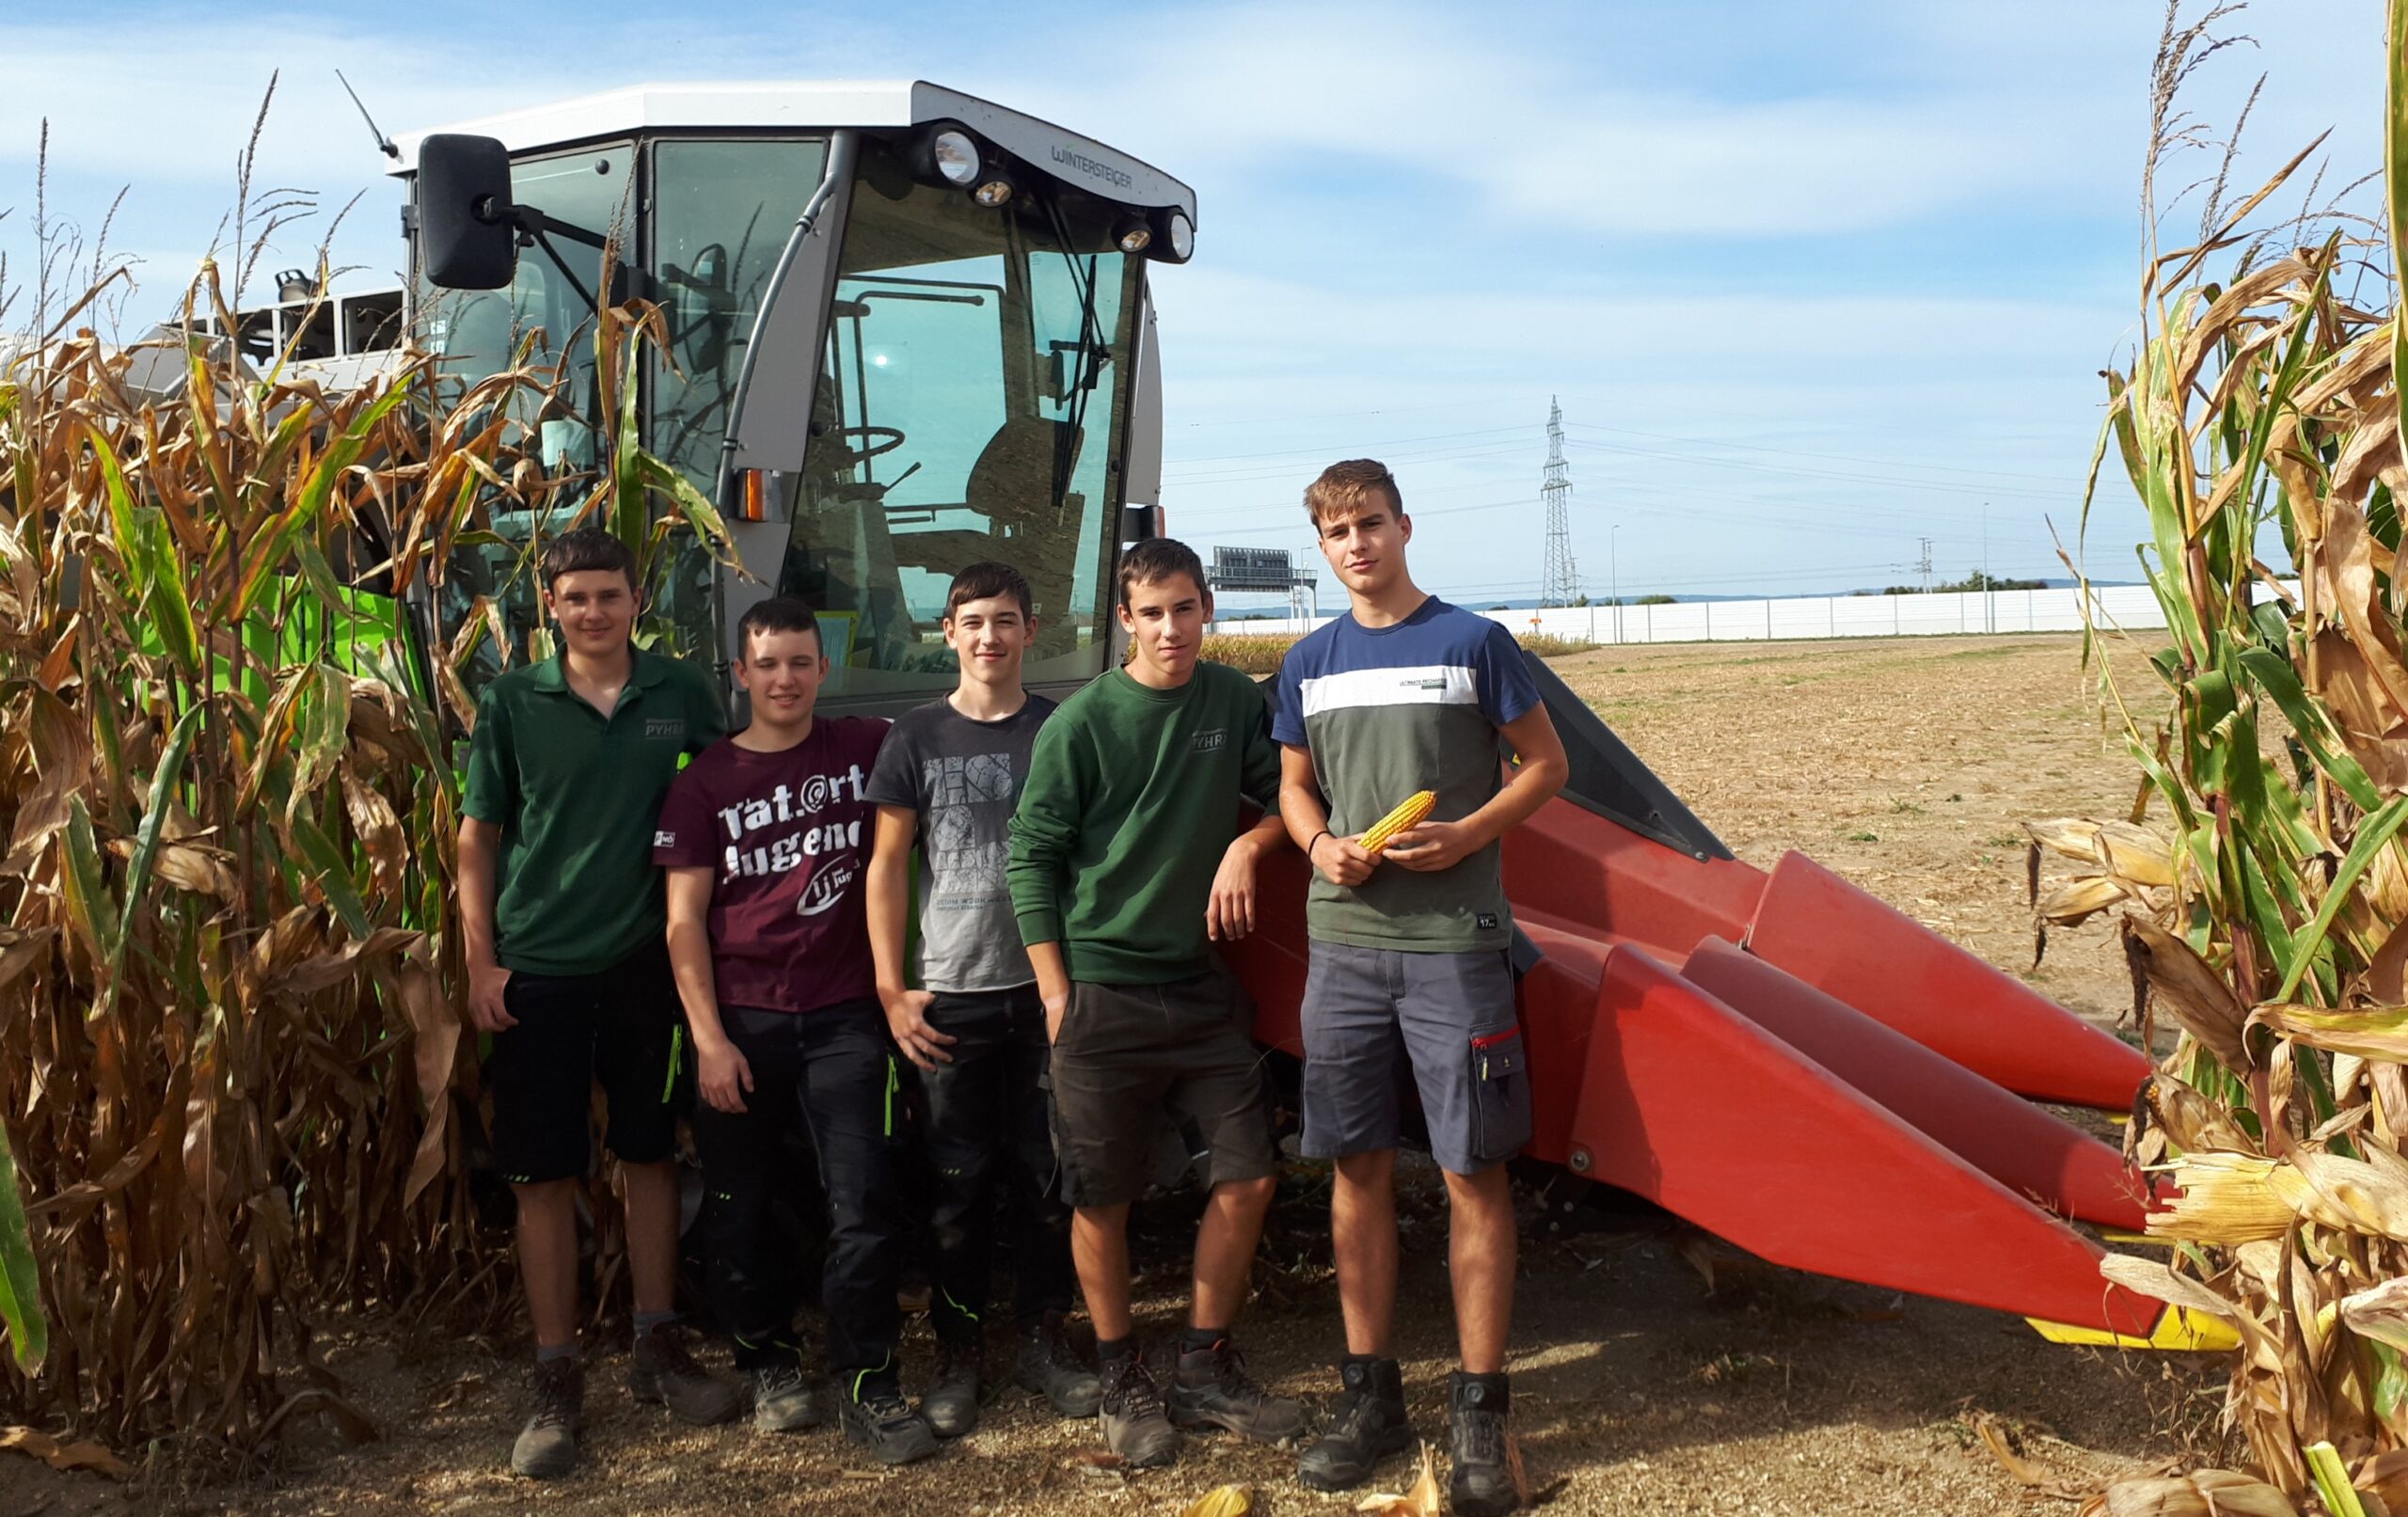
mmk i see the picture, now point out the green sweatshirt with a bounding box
[1007,662,1280,985]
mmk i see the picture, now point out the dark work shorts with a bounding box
[1299,944,1530,1176]
[1047,963,1278,1209]
[487,940,686,1185]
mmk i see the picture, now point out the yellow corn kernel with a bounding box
[1359,790,1436,854]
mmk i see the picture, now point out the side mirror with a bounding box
[419,134,515,290]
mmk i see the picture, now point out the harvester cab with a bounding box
[397,81,1185,707]
[392,82,2214,1357]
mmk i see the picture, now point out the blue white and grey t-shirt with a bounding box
[1273,597,1541,952]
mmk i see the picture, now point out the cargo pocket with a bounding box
[1467,1026,1533,1165]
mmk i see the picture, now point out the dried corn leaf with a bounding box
[2082,1470,2295,1517]
[2041,874,2134,926]
[2252,1003,2408,1063]
[2282,1150,2408,1242]
[2124,917,2254,1071]
[2340,1277,2408,1355]
[0,1424,133,1479]
[1358,1443,1444,1516]
[2150,1153,2299,1243]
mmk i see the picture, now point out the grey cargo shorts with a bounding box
[1299,943,1531,1176]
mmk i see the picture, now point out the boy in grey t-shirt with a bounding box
[864,562,1099,1438]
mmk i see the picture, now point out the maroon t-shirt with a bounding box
[653,717,889,1015]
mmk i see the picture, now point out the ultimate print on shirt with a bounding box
[653,716,889,1015]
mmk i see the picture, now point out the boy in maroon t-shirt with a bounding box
[656,597,937,1466]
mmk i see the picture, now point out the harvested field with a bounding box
[16,632,2209,1517]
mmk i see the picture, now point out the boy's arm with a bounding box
[458,692,515,1032]
[1386,702,1570,872]
[1205,675,1292,940]
[1278,741,1375,888]
[665,865,749,1114]
[1007,722,1085,1042]
[868,804,954,1070]
[456,817,515,1032]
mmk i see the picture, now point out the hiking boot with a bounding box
[1098,1351,1180,1467]
[750,1356,825,1433]
[1447,1371,1516,1517]
[925,1339,982,1439]
[1169,1335,1307,1443]
[509,1355,584,1479]
[838,1380,942,1466]
[629,1321,744,1427]
[1297,1357,1414,1490]
[1014,1311,1102,1419]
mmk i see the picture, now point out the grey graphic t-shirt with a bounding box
[865,693,1055,992]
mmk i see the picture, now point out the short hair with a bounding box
[1117,537,1208,608]
[944,561,1034,621]
[1304,459,1403,529]
[736,596,823,660]
[540,527,639,593]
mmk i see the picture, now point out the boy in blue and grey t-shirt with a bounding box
[1273,459,1568,1517]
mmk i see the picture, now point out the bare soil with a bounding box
[15,633,2217,1517]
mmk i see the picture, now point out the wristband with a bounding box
[1307,829,1331,860]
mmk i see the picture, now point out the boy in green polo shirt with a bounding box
[459,528,742,1479]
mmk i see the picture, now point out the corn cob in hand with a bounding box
[1359,790,1436,855]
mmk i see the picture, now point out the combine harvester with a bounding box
[381,81,2213,1353]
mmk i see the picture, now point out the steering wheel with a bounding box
[822,424,906,466]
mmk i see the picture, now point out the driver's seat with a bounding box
[964,413,1084,657]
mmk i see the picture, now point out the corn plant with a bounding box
[2045,5,2408,1511]
[0,250,732,1462]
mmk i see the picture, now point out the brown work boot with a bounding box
[510,1355,584,1479]
[628,1321,743,1426]
[1168,1335,1307,1443]
[1099,1351,1180,1467]
[1015,1311,1102,1419]
[1447,1370,1517,1517]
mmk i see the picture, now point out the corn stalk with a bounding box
[0,255,730,1462]
[2052,5,2408,1511]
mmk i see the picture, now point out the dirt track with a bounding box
[17,633,2215,1517]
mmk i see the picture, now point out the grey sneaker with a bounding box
[510,1356,584,1479]
[628,1322,743,1426]
[838,1381,942,1466]
[1447,1371,1516,1517]
[1098,1351,1180,1467]
[1168,1336,1307,1443]
[925,1339,981,1439]
[751,1357,824,1432]
[1298,1357,1414,1490]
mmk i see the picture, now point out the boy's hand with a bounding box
[467,959,516,1032]
[696,1033,753,1114]
[1384,818,1483,873]
[1042,987,1070,1045]
[1309,831,1378,888]
[883,988,956,1071]
[1208,836,1262,940]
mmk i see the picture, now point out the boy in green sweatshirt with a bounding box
[1006,537,1306,1468]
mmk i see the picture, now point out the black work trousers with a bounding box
[918,986,1076,1344]
[692,1000,903,1381]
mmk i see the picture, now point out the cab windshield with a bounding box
[775,136,1139,696]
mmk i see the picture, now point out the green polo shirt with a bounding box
[463,645,725,976]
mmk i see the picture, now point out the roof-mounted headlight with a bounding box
[911,122,983,189]
[1114,218,1153,255]
[1163,209,1195,261]
[974,172,1017,208]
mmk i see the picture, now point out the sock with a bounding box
[536,1342,581,1366]
[1181,1326,1227,1354]
[634,1310,676,1342]
[1097,1334,1136,1365]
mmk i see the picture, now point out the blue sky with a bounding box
[0,1,2384,608]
